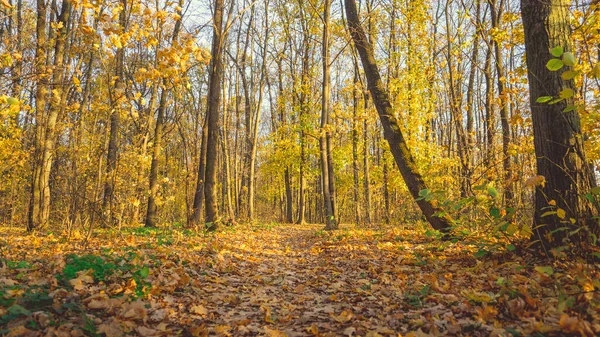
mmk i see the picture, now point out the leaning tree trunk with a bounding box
[345,0,452,232]
[521,0,598,250]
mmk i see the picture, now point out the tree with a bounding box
[344,0,452,232]
[204,0,227,228]
[320,0,337,230]
[489,0,514,208]
[28,0,72,230]
[521,0,599,250]
[102,0,127,225]
[145,0,184,228]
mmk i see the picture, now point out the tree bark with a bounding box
[204,0,226,228]
[352,63,362,226]
[28,0,71,230]
[521,0,598,249]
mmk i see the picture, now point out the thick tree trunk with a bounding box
[29,0,49,231]
[521,0,598,249]
[204,0,226,228]
[345,0,452,232]
[145,89,167,228]
[28,0,71,230]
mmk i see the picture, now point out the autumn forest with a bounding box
[0,0,599,335]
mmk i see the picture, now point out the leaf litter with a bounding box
[0,223,598,336]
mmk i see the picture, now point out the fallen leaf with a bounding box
[332,310,353,323]
[343,326,356,336]
[97,319,124,337]
[190,304,208,315]
[120,301,147,321]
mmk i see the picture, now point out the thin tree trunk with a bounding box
[321,0,336,230]
[489,0,514,207]
[102,0,127,224]
[445,0,471,198]
[145,1,183,227]
[352,62,362,225]
[191,118,208,225]
[363,107,372,224]
[484,45,495,169]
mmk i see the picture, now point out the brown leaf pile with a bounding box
[0,224,598,336]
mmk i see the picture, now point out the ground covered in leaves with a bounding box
[0,223,599,336]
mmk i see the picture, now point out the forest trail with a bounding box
[0,224,598,336]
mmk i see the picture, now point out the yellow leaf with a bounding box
[263,326,287,337]
[559,314,580,334]
[69,271,94,290]
[261,305,275,323]
[190,305,208,315]
[556,208,566,219]
[332,309,353,323]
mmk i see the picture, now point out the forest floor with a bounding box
[0,222,599,337]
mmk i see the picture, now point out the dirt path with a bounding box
[1,224,598,336]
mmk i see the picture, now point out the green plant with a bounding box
[61,254,118,283]
[404,284,432,307]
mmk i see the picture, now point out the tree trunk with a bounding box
[484,45,495,169]
[145,1,183,228]
[204,0,226,228]
[521,0,598,250]
[190,118,208,225]
[445,0,471,198]
[321,0,337,230]
[28,0,71,230]
[297,131,306,225]
[102,0,127,224]
[345,0,452,232]
[352,64,362,226]
[490,0,514,207]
